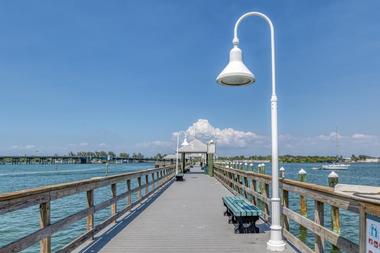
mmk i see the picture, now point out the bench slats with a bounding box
[223,196,262,217]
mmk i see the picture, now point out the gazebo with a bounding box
[178,138,215,176]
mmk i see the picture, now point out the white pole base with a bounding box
[267,239,286,251]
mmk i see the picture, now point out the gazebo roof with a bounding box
[162,154,177,160]
[178,139,208,153]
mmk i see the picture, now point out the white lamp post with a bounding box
[175,132,189,175]
[216,12,285,251]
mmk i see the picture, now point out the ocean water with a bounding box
[0,162,379,252]
[0,162,155,252]
[248,162,380,251]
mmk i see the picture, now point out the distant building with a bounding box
[363,158,380,163]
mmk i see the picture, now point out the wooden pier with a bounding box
[78,166,296,253]
[1,163,380,253]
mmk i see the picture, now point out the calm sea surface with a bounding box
[0,162,380,252]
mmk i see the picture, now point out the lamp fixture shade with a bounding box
[181,135,189,146]
[216,46,255,86]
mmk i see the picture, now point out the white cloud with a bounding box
[317,132,341,141]
[352,133,373,139]
[79,142,89,146]
[98,143,107,147]
[182,119,263,148]
[10,144,36,150]
[136,140,172,148]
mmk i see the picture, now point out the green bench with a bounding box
[175,173,184,181]
[222,196,262,233]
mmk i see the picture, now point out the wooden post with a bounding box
[152,173,155,190]
[283,189,289,231]
[243,176,249,199]
[111,183,117,221]
[207,153,214,177]
[359,204,366,253]
[328,171,340,251]
[40,202,51,253]
[236,174,241,194]
[298,169,307,242]
[86,190,94,238]
[137,177,142,199]
[314,200,324,253]
[145,174,149,195]
[181,153,186,173]
[251,178,257,205]
[279,167,288,231]
[127,179,131,206]
[264,183,270,217]
[257,163,265,212]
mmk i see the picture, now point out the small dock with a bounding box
[79,166,296,253]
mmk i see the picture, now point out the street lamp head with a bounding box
[181,135,189,146]
[216,46,255,86]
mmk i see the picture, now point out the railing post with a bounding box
[111,183,117,221]
[137,177,142,199]
[152,173,155,190]
[243,175,249,199]
[359,204,366,253]
[86,190,94,238]
[314,200,325,253]
[264,182,270,217]
[127,179,132,206]
[257,163,265,212]
[39,202,51,253]
[145,174,149,195]
[298,169,307,242]
[328,171,340,251]
[279,167,288,231]
[251,177,257,205]
[282,189,289,231]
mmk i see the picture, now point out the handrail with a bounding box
[0,165,176,253]
[214,164,379,253]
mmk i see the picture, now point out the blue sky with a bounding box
[0,0,379,156]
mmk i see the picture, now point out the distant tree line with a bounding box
[217,154,378,163]
[67,151,167,160]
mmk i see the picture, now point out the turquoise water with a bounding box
[0,163,379,252]
[247,162,380,250]
[0,163,154,252]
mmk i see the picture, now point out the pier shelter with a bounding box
[178,139,215,176]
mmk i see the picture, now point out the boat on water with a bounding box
[320,163,350,170]
[318,127,350,170]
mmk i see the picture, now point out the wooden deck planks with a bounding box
[82,166,296,253]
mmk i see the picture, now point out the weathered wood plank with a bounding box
[111,183,117,222]
[283,229,314,253]
[314,200,324,253]
[40,202,51,253]
[282,207,359,253]
[359,204,366,253]
[86,190,94,238]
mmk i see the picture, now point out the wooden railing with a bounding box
[214,164,380,253]
[0,166,175,253]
